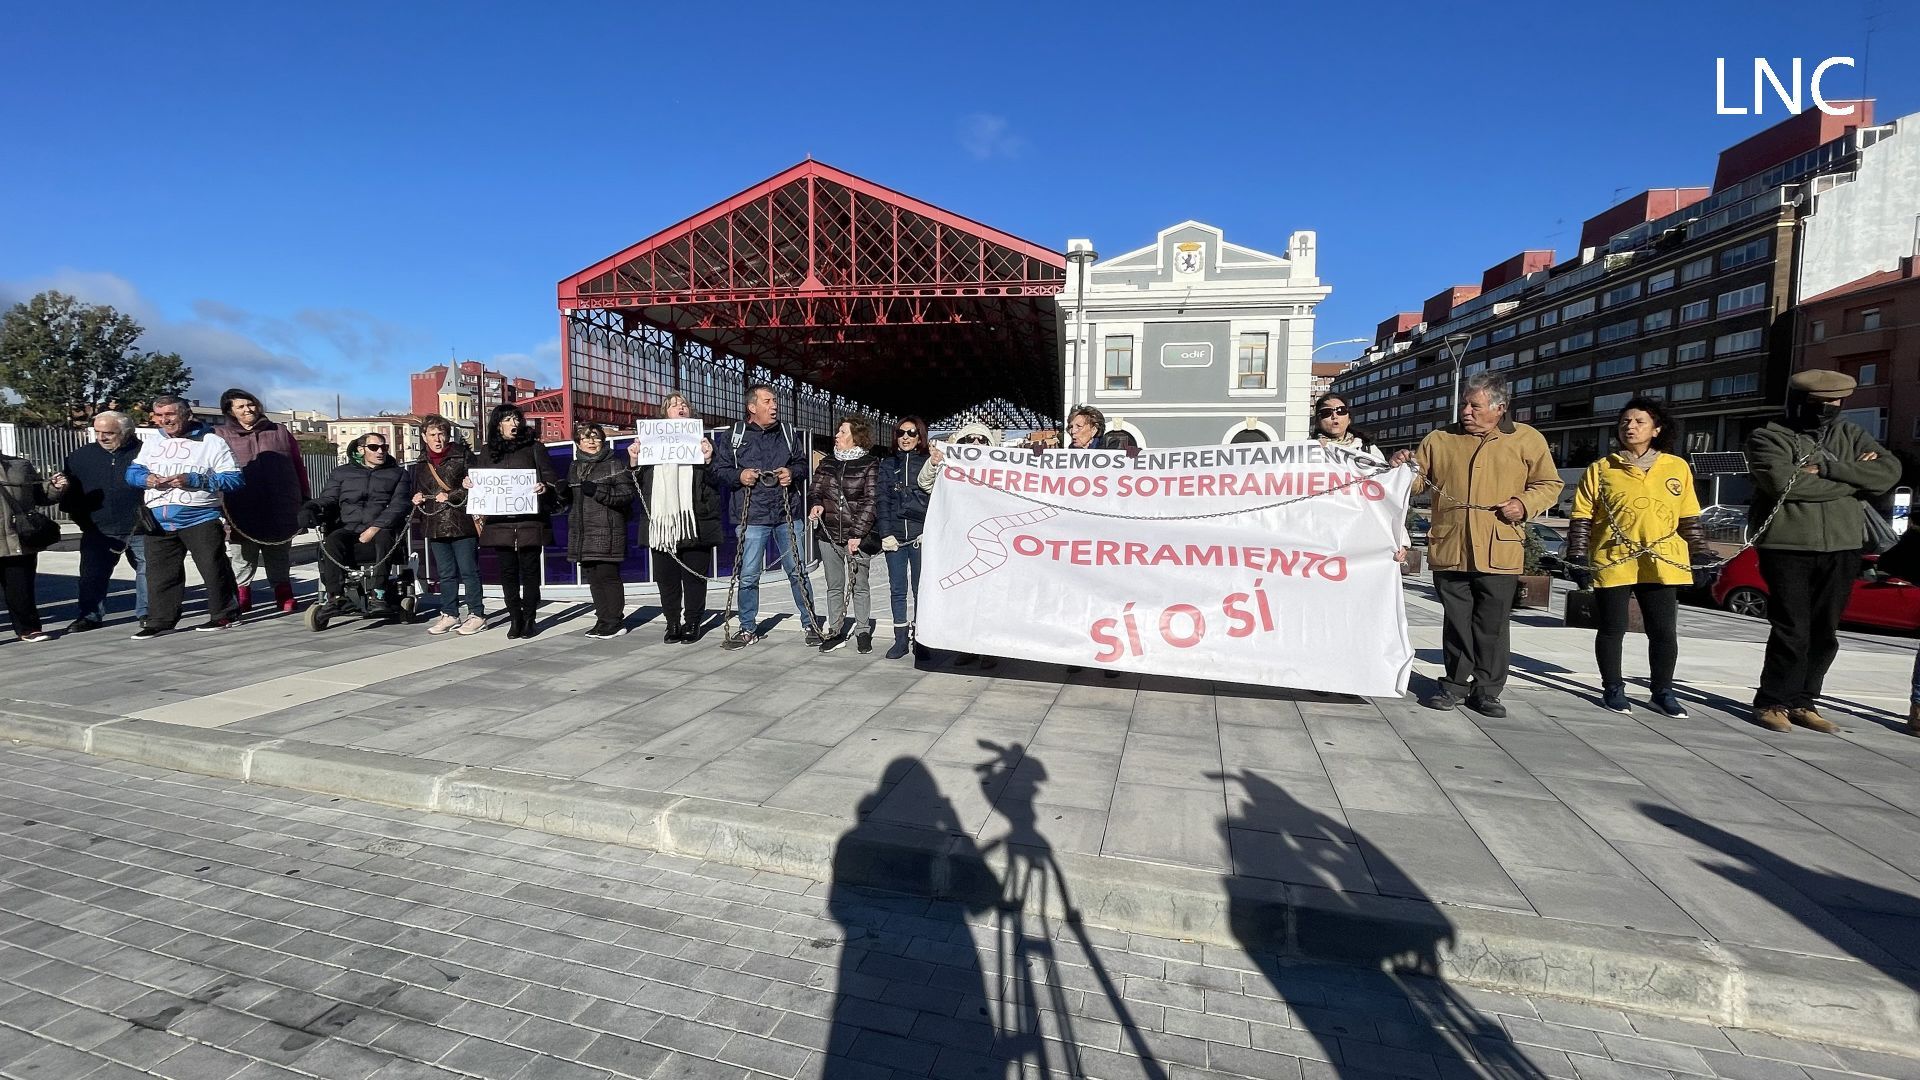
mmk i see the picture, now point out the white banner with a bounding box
[466,469,537,514]
[917,441,1414,696]
[631,419,704,466]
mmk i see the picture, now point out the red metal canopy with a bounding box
[557,161,1066,423]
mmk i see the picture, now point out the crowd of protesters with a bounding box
[1,371,1909,737]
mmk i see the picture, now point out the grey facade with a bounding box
[1058,222,1330,446]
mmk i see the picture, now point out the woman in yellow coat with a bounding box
[1566,396,1712,718]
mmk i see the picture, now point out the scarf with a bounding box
[834,447,869,462]
[648,462,697,552]
[427,446,451,464]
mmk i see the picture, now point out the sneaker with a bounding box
[130,627,170,640]
[1421,693,1462,711]
[804,624,826,647]
[426,613,459,636]
[1466,696,1507,719]
[19,632,53,643]
[193,618,236,632]
[1650,690,1690,719]
[820,632,851,653]
[856,631,873,654]
[1601,685,1632,714]
[1752,705,1792,732]
[721,631,759,651]
[583,624,610,640]
[65,618,103,634]
[455,614,488,636]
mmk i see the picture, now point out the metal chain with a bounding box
[1572,449,1818,575]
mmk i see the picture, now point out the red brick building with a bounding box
[1799,256,1920,454]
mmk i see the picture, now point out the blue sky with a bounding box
[4,1,1914,416]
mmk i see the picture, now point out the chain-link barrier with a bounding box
[1570,450,1818,576]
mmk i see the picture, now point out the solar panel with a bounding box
[1688,451,1749,475]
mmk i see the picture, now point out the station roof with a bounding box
[558,161,1066,423]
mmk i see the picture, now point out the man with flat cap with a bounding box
[1744,368,1901,733]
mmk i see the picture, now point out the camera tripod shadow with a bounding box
[823,747,1168,1079]
[1215,769,1547,1080]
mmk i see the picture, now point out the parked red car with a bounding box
[1711,547,1920,632]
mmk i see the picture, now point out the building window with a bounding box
[1842,407,1887,439]
[1640,347,1670,369]
[1602,281,1642,308]
[1859,307,1882,331]
[1713,328,1764,356]
[1534,403,1555,420]
[1648,269,1676,294]
[1716,283,1766,315]
[1538,340,1559,359]
[1594,391,1635,413]
[1562,297,1597,321]
[1562,364,1592,383]
[1534,371,1557,389]
[1709,373,1759,397]
[1680,256,1714,283]
[1642,309,1673,332]
[1671,381,1705,401]
[1676,340,1709,364]
[1491,324,1517,344]
[1104,336,1135,390]
[1540,309,1560,328]
[1518,316,1536,334]
[1489,352,1515,371]
[1236,333,1269,389]
[1517,348,1534,366]
[1811,319,1826,342]
[1561,331,1593,352]
[1718,237,1770,270]
[1514,406,1533,422]
[1597,354,1637,378]
[1598,319,1638,344]
[1514,377,1533,394]
[1859,362,1878,386]
[1679,299,1712,324]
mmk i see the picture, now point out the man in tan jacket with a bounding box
[1392,373,1563,717]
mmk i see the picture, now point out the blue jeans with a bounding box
[428,537,484,618]
[1910,648,1920,706]
[736,522,816,634]
[77,530,146,623]
[886,543,921,625]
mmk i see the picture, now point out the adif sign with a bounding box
[1716,57,1856,116]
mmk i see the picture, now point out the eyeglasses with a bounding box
[896,428,919,438]
[363,443,388,451]
[578,434,604,441]
[957,436,989,445]
[1316,407,1349,419]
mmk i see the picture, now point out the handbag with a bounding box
[1862,499,1899,554]
[1,481,60,553]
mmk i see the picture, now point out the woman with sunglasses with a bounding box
[567,423,636,639]
[922,422,999,667]
[1311,394,1385,461]
[877,415,932,660]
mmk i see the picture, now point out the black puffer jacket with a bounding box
[878,449,931,541]
[476,434,567,548]
[315,458,413,533]
[810,453,880,546]
[637,463,724,550]
[566,452,635,563]
[408,443,478,541]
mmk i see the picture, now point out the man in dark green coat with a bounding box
[1745,369,1901,733]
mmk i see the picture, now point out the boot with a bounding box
[885,627,910,660]
[683,611,704,642]
[664,618,682,644]
[1908,703,1920,738]
[273,581,297,614]
[1788,706,1838,734]
[503,601,524,640]
[1752,705,1791,732]
[235,585,252,616]
[518,610,540,639]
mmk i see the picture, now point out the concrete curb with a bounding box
[4,700,1915,1055]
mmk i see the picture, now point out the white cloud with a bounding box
[959,113,1025,161]
[488,336,562,388]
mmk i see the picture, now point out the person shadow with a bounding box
[823,750,1170,1080]
[1635,803,1920,985]
[1216,769,1547,1080]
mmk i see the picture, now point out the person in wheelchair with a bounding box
[303,434,414,617]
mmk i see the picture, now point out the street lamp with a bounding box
[1064,240,1098,420]
[1443,331,1474,420]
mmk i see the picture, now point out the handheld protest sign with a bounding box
[631,419,704,466]
[466,469,538,514]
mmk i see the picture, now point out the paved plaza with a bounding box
[3,551,1920,1055]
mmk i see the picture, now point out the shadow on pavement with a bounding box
[823,748,1168,1079]
[1637,803,1920,978]
[1217,769,1547,1080]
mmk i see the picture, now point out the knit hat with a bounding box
[948,422,997,445]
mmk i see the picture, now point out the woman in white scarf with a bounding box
[631,394,722,642]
